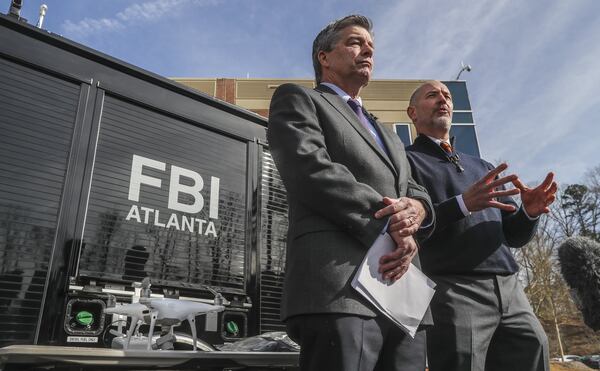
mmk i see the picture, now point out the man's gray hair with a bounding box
[312,15,373,84]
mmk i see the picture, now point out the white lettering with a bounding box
[182,216,194,233]
[67,336,98,343]
[125,205,217,237]
[125,205,141,223]
[209,176,220,219]
[128,155,165,202]
[195,218,206,232]
[140,206,153,224]
[125,154,223,238]
[154,209,165,227]
[205,221,217,237]
[168,165,204,213]
[166,213,180,230]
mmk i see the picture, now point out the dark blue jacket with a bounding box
[406,135,537,275]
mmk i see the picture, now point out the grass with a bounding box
[550,361,593,370]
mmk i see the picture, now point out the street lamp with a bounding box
[36,4,48,28]
[455,61,472,80]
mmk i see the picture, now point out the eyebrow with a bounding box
[425,89,452,97]
[347,35,367,42]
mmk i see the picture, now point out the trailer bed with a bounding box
[0,345,299,369]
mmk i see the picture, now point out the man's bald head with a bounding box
[409,80,440,106]
[407,80,453,140]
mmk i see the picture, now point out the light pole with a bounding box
[455,61,472,80]
[36,4,48,29]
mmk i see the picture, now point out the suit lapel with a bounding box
[375,121,403,178]
[315,85,397,176]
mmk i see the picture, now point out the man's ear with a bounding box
[407,106,416,123]
[318,51,329,68]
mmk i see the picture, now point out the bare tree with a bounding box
[515,213,575,358]
[516,165,600,357]
[550,168,600,242]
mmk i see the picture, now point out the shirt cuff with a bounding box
[521,205,539,220]
[380,219,390,235]
[379,204,433,232]
[414,198,433,229]
[377,218,433,233]
[456,194,471,217]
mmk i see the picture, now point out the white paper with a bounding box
[352,232,436,337]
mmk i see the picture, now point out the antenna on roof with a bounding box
[7,0,23,19]
[36,4,47,28]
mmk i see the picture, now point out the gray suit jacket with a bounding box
[267,83,434,320]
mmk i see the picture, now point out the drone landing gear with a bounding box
[154,329,176,350]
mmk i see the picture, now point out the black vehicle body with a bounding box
[582,355,600,369]
[0,13,291,369]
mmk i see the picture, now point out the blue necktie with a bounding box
[347,99,388,154]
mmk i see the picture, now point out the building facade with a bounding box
[173,78,480,157]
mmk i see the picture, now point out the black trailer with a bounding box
[0,12,293,369]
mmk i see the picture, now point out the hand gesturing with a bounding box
[512,172,557,217]
[462,163,521,212]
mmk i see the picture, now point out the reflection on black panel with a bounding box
[394,124,412,146]
[0,57,79,346]
[259,150,288,332]
[450,125,480,158]
[78,95,248,294]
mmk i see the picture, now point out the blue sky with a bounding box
[16,0,600,185]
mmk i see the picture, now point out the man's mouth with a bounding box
[357,60,372,68]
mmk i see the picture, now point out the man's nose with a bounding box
[362,43,374,56]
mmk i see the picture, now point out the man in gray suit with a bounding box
[268,15,434,371]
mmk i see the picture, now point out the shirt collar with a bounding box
[426,135,450,147]
[320,82,363,106]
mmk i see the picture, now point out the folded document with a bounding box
[352,232,436,338]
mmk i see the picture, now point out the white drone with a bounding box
[105,279,224,351]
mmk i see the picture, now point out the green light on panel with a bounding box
[75,311,94,326]
[226,321,239,335]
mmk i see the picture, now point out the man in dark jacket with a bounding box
[406,80,556,371]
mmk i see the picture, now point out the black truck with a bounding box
[0,11,294,370]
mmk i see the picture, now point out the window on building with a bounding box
[444,81,471,111]
[450,125,480,157]
[393,123,412,146]
[451,112,473,123]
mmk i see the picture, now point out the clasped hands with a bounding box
[462,163,557,217]
[374,196,426,282]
